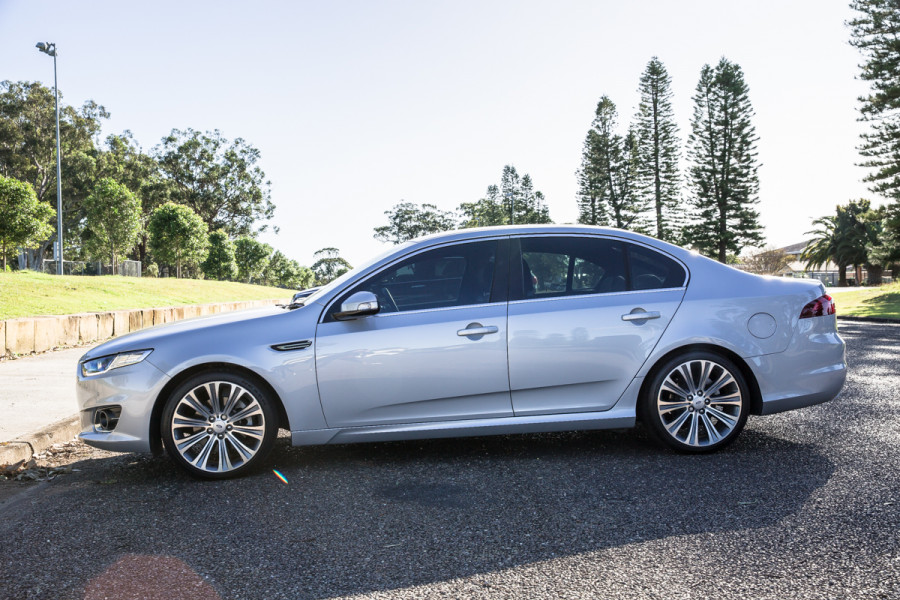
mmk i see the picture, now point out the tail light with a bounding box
[799,294,836,319]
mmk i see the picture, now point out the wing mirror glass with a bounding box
[334,291,380,320]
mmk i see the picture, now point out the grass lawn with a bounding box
[828,281,900,320]
[0,271,292,320]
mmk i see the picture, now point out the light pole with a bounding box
[35,41,63,275]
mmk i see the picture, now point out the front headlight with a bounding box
[81,350,153,377]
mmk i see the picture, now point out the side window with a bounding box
[627,243,686,290]
[518,237,626,299]
[336,240,498,315]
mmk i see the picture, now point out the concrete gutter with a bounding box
[0,416,81,470]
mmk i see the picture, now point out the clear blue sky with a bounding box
[0,0,872,266]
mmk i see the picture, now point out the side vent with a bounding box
[271,340,312,352]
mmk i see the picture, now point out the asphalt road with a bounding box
[1,321,898,599]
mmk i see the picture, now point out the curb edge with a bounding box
[0,415,81,468]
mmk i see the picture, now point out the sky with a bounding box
[0,0,874,267]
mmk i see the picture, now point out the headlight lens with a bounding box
[81,350,153,377]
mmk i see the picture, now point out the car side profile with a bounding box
[76,226,846,479]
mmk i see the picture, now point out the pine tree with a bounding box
[576,130,605,225]
[577,96,648,231]
[849,1,900,200]
[460,166,551,226]
[684,59,763,262]
[634,57,683,242]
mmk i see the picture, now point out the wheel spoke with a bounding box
[678,364,697,394]
[706,406,738,429]
[190,435,216,469]
[701,413,722,444]
[705,371,735,397]
[226,432,256,460]
[698,361,714,391]
[664,409,691,436]
[173,416,209,429]
[686,412,700,446]
[217,438,233,472]
[207,382,222,415]
[176,430,209,452]
[222,385,246,418]
[661,378,690,398]
[231,425,265,440]
[658,400,691,415]
[229,402,262,424]
[182,393,211,419]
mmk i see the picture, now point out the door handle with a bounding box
[457,325,499,336]
[621,310,661,322]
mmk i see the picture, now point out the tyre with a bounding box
[161,371,278,479]
[642,351,749,453]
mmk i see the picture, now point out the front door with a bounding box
[315,239,511,427]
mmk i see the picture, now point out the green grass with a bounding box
[0,271,291,320]
[828,281,900,320]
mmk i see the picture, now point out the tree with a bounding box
[460,166,551,227]
[576,130,605,226]
[0,175,55,270]
[95,131,171,266]
[82,178,142,272]
[849,1,900,200]
[201,230,237,281]
[155,129,275,237]
[683,59,764,262]
[634,57,683,242]
[0,80,108,268]
[234,236,273,284]
[262,250,311,289]
[741,246,792,275]
[148,202,209,278]
[801,200,880,286]
[374,201,457,244]
[868,201,900,270]
[311,247,352,285]
[576,97,648,230]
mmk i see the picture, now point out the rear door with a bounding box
[507,235,686,416]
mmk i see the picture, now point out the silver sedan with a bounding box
[76,226,846,479]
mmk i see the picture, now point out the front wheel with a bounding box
[161,371,278,479]
[642,352,749,453]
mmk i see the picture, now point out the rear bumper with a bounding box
[748,315,846,416]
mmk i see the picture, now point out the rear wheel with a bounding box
[161,371,278,479]
[642,351,749,452]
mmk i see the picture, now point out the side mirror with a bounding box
[333,291,380,321]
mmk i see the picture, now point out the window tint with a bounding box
[518,237,626,299]
[340,240,498,314]
[627,243,686,289]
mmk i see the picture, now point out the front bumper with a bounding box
[76,357,171,453]
[748,315,847,416]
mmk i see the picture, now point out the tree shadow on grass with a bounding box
[0,427,833,599]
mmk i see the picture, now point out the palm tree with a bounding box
[802,214,850,286]
[803,200,881,286]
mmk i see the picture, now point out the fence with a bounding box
[41,260,142,277]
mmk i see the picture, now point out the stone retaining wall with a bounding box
[1,299,283,358]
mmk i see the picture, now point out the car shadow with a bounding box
[0,425,834,600]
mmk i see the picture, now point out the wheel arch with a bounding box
[148,362,290,456]
[636,343,763,422]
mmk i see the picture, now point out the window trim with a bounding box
[508,233,689,301]
[320,237,508,324]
